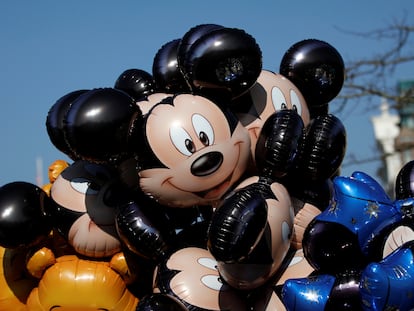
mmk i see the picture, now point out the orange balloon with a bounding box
[0,246,38,311]
[26,255,139,310]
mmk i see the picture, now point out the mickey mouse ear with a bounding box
[46,89,89,160]
[114,68,156,100]
[279,39,345,115]
[152,39,190,93]
[395,160,414,200]
[64,88,139,164]
[182,27,262,99]
[177,23,225,68]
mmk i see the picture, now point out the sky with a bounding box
[0,0,413,189]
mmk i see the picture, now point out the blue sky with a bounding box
[0,0,413,187]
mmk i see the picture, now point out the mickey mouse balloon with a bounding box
[280,39,345,117]
[152,39,190,93]
[182,27,262,98]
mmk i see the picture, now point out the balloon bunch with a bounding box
[0,22,354,310]
[281,161,414,311]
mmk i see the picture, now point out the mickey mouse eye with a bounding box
[70,178,99,195]
[198,257,218,270]
[192,114,214,147]
[201,275,224,291]
[290,89,302,116]
[271,86,288,111]
[170,125,194,156]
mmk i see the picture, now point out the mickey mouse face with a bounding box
[137,93,251,207]
[50,160,123,258]
[235,70,310,161]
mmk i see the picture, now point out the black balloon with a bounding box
[303,220,367,273]
[152,39,190,93]
[177,23,224,69]
[116,199,174,261]
[114,68,156,100]
[64,88,139,163]
[395,160,414,200]
[280,39,345,113]
[182,27,262,98]
[297,113,347,181]
[136,294,189,311]
[0,182,53,248]
[46,89,88,159]
[255,109,304,179]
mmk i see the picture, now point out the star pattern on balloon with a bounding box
[365,201,380,219]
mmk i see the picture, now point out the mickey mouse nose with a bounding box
[191,151,223,176]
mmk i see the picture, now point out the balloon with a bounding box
[395,160,414,200]
[282,271,361,311]
[207,187,268,262]
[279,39,345,116]
[254,109,304,179]
[0,246,38,310]
[177,24,224,69]
[45,89,88,159]
[137,294,189,311]
[50,160,128,258]
[114,68,156,100]
[25,255,139,310]
[360,240,414,311]
[152,39,190,93]
[182,27,262,98]
[208,176,294,290]
[155,247,247,310]
[297,113,347,181]
[303,172,403,273]
[0,182,53,248]
[64,88,139,163]
[116,198,174,261]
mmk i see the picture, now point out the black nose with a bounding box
[191,151,223,177]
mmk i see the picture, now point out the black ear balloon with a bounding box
[280,39,345,114]
[395,160,414,200]
[0,182,53,249]
[152,39,190,93]
[46,89,89,159]
[177,23,225,68]
[182,27,262,98]
[114,68,156,100]
[64,88,139,164]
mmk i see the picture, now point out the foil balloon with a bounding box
[152,39,190,93]
[177,23,224,69]
[137,294,189,311]
[25,255,139,310]
[154,247,248,310]
[232,70,310,165]
[282,271,361,311]
[360,240,414,311]
[116,198,174,261]
[182,27,262,98]
[303,171,404,274]
[395,160,414,200]
[0,246,38,310]
[63,88,139,163]
[296,114,346,182]
[128,93,251,208]
[254,109,304,180]
[279,39,345,117]
[49,160,130,258]
[208,175,294,290]
[0,182,53,249]
[46,89,88,159]
[114,68,156,100]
